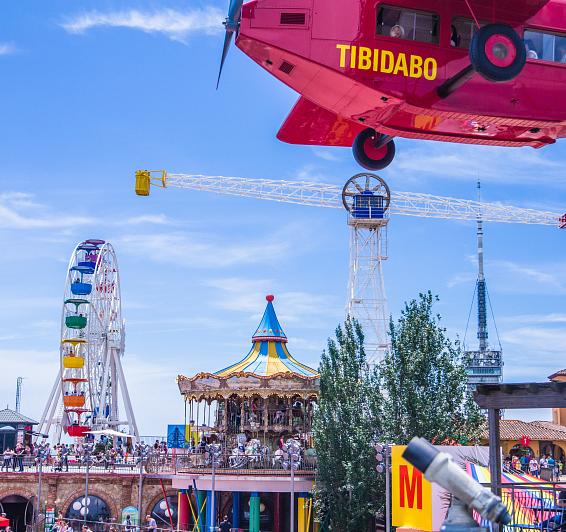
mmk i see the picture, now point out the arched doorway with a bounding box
[150,495,178,530]
[0,495,34,532]
[65,495,110,530]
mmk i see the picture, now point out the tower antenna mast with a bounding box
[465,182,503,390]
[15,377,23,413]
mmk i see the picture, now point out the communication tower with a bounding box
[15,377,23,413]
[465,183,503,391]
[341,173,391,364]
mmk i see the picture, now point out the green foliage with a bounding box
[313,293,483,529]
[380,291,483,445]
[313,317,384,531]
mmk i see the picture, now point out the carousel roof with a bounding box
[215,295,319,378]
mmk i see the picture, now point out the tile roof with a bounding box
[0,408,38,425]
[481,419,566,441]
[548,369,566,380]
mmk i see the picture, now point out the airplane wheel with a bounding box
[470,23,526,82]
[353,129,396,170]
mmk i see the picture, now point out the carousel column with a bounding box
[197,490,207,532]
[249,492,261,532]
[207,490,218,531]
[263,397,269,432]
[273,492,281,532]
[288,397,293,433]
[240,398,245,433]
[232,492,240,530]
[223,398,228,433]
[177,490,190,531]
[297,493,311,532]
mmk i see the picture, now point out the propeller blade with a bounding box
[227,0,244,26]
[216,0,244,89]
[216,30,234,89]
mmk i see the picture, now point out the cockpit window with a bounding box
[377,5,439,44]
[524,29,566,63]
[451,17,483,49]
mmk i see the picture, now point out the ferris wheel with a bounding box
[37,239,138,441]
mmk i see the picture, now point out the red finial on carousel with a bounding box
[266,294,275,302]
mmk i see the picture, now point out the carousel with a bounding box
[177,295,320,459]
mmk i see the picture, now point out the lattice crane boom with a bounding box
[136,171,565,228]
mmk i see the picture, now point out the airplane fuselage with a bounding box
[236,0,566,150]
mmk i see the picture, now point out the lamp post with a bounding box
[375,442,390,532]
[83,442,94,525]
[36,443,48,530]
[137,444,150,529]
[284,439,301,532]
[207,443,222,532]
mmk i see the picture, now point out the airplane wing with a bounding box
[472,0,552,20]
[277,97,364,147]
[517,0,553,18]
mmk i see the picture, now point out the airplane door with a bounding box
[312,0,361,40]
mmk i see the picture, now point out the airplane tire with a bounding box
[353,129,396,170]
[470,23,526,82]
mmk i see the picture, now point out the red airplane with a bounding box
[217,0,566,170]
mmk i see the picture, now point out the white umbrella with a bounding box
[86,429,136,439]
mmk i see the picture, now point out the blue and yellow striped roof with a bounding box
[215,295,318,378]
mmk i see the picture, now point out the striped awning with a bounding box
[215,295,318,378]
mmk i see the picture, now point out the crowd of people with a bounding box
[505,453,564,480]
[0,439,169,473]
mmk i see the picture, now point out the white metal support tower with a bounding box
[342,174,391,363]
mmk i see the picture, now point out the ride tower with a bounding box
[37,239,139,442]
[465,184,503,391]
[342,173,391,364]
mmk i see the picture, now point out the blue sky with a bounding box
[1,1,565,435]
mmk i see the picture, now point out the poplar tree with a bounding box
[313,318,384,531]
[379,291,483,445]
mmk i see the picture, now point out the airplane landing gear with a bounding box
[470,24,526,82]
[353,129,396,171]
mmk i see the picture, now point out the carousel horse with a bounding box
[273,439,303,469]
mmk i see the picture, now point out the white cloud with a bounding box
[501,326,566,355]
[0,191,93,230]
[395,142,566,187]
[500,313,566,325]
[0,43,17,55]
[60,7,224,44]
[311,148,343,163]
[490,259,566,295]
[447,272,476,288]
[449,259,566,296]
[123,214,169,225]
[204,277,342,328]
[117,231,290,268]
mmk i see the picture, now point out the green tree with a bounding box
[313,318,383,531]
[380,291,483,445]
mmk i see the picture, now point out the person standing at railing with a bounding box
[2,448,12,471]
[13,443,24,472]
[548,455,556,481]
[61,444,70,472]
[145,515,157,532]
[529,456,540,478]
